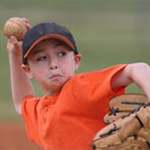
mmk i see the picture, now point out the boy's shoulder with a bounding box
[72,64,127,80]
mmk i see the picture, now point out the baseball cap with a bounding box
[22,22,78,64]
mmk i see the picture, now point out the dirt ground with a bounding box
[0,122,43,150]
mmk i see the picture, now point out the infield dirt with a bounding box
[1,122,43,150]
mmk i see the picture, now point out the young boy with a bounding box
[7,22,150,149]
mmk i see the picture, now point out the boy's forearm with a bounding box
[9,53,35,114]
[129,63,150,101]
[112,63,150,101]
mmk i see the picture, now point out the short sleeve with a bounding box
[21,96,42,145]
[72,64,127,112]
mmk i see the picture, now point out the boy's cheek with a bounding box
[65,68,75,77]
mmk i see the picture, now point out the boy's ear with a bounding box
[74,54,82,70]
[21,64,34,79]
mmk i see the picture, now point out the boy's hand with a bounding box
[7,36,22,57]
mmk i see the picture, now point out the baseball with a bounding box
[3,17,30,41]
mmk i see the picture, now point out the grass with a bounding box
[0,0,150,122]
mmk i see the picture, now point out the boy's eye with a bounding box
[58,51,66,57]
[36,56,47,61]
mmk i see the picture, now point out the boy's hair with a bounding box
[22,22,78,65]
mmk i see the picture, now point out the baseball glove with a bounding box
[104,94,148,124]
[92,94,150,150]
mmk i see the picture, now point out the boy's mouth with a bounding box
[50,74,62,79]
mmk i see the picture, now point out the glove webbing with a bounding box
[133,134,150,148]
[109,101,147,116]
[99,103,150,140]
[122,101,146,106]
[122,103,150,119]
[135,115,144,128]
[109,108,119,116]
[146,141,150,149]
[100,123,121,139]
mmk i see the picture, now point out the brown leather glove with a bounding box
[92,94,150,150]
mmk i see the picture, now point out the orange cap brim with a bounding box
[24,34,75,58]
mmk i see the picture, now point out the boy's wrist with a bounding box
[9,52,22,64]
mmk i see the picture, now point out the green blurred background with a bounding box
[0,0,150,123]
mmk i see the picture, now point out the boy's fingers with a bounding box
[7,36,16,48]
[14,42,22,51]
[22,17,31,30]
[9,36,22,50]
[26,23,31,30]
[9,36,17,43]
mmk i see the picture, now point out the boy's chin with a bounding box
[45,78,69,95]
[48,83,64,94]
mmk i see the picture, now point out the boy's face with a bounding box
[22,39,82,95]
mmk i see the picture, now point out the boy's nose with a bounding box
[49,60,59,70]
[50,65,58,70]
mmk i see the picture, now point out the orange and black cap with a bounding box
[22,22,78,64]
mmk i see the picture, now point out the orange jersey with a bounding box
[22,64,127,149]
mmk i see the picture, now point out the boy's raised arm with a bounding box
[7,36,35,115]
[111,63,150,101]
